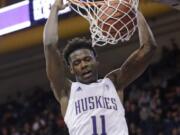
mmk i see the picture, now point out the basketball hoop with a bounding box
[69,0,139,46]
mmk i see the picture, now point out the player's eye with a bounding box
[84,56,92,62]
[73,60,80,66]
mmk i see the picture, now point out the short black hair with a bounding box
[63,37,97,65]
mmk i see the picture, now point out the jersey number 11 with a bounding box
[91,115,107,135]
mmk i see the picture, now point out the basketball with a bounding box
[97,0,137,39]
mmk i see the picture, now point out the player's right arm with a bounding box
[43,0,71,115]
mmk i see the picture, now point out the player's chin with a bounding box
[82,75,96,84]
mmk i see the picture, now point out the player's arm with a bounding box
[151,0,180,10]
[43,0,71,104]
[106,11,157,90]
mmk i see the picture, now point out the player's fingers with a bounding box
[62,2,69,9]
[137,10,143,19]
[60,0,65,8]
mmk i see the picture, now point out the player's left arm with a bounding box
[106,11,157,90]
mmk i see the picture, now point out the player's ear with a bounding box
[69,65,74,74]
[68,58,74,74]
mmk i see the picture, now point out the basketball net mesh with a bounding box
[69,0,139,46]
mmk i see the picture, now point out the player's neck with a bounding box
[76,77,98,84]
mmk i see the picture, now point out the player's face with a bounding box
[69,48,98,84]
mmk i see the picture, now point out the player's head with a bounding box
[63,37,98,84]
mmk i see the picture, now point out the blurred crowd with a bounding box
[0,88,68,135]
[125,38,180,135]
[0,39,179,135]
[125,81,179,135]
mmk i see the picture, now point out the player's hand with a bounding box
[137,10,145,24]
[54,0,69,10]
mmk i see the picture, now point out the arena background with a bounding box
[0,0,179,135]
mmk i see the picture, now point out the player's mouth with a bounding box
[82,70,93,78]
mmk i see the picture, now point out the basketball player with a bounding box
[43,0,157,134]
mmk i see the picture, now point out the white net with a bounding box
[69,0,139,46]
